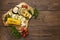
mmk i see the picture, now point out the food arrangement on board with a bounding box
[2,2,39,38]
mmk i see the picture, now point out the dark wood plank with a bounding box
[29,11,60,40]
[0,0,48,11]
[0,0,60,11]
[48,0,60,10]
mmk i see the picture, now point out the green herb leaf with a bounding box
[33,8,39,19]
[9,25,21,38]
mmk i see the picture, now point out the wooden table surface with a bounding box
[0,0,60,40]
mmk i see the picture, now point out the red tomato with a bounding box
[20,27,24,32]
[22,34,26,38]
[25,30,28,32]
[22,5,28,9]
[22,31,29,38]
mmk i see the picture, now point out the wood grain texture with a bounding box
[0,0,60,40]
[48,0,60,10]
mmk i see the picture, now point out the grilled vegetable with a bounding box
[28,10,32,15]
[12,7,19,14]
[22,4,28,9]
[6,18,21,25]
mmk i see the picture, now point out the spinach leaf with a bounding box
[9,25,21,38]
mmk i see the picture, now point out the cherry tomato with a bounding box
[22,33,26,38]
[25,29,28,32]
[22,5,28,8]
[19,27,24,32]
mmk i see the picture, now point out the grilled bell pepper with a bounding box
[6,18,21,25]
